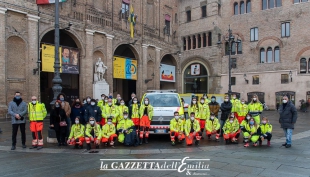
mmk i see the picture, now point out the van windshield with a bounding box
[144,94,181,107]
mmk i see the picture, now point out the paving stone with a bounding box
[221,163,265,175]
[130,149,161,154]
[207,168,240,177]
[240,160,281,170]
[276,165,310,176]
[259,169,309,177]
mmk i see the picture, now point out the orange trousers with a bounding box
[185,132,201,145]
[30,121,43,146]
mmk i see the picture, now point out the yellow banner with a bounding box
[41,44,62,72]
[113,56,137,80]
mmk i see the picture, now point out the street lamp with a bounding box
[50,0,62,107]
[217,25,241,98]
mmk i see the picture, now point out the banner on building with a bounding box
[41,44,79,74]
[113,56,137,80]
[160,64,175,82]
[191,64,200,76]
[37,0,67,4]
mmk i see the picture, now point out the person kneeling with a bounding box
[101,117,117,147]
[223,116,240,144]
[259,117,272,146]
[117,111,138,146]
[206,112,220,141]
[170,111,185,146]
[243,118,261,147]
[85,117,101,150]
[67,116,85,149]
[185,112,202,146]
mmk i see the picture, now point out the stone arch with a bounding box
[295,46,310,61]
[256,36,283,50]
[181,55,213,76]
[160,54,178,90]
[113,42,141,61]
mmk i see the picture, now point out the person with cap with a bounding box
[199,96,210,139]
[67,116,85,149]
[184,112,202,146]
[223,115,240,144]
[243,117,261,147]
[209,96,220,118]
[230,93,241,118]
[259,116,273,146]
[188,97,201,121]
[101,116,118,147]
[170,111,185,146]
[205,112,221,141]
[101,98,119,126]
[85,117,102,150]
[117,111,137,146]
[237,98,248,124]
[108,93,117,105]
[84,99,102,124]
[139,97,154,144]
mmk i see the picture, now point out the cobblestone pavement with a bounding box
[0,111,309,177]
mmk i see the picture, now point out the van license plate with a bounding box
[155,129,166,133]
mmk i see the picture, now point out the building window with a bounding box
[267,47,273,63]
[193,35,196,49]
[234,2,239,15]
[175,13,178,23]
[225,41,242,55]
[164,15,170,35]
[198,34,201,48]
[274,46,280,62]
[208,32,212,46]
[250,27,258,41]
[252,75,259,85]
[240,1,245,14]
[281,74,289,84]
[294,0,308,3]
[246,0,251,13]
[121,2,129,19]
[203,33,207,47]
[276,0,282,7]
[231,58,237,69]
[268,0,275,8]
[186,10,191,22]
[231,42,236,55]
[237,41,242,54]
[263,0,281,9]
[183,37,186,51]
[231,77,236,85]
[262,0,267,10]
[183,63,208,93]
[300,58,307,73]
[260,48,265,63]
[308,59,310,73]
[188,36,191,50]
[201,6,207,18]
[281,22,290,37]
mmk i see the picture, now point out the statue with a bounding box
[95,57,107,81]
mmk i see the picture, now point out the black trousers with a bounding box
[12,123,26,146]
[54,127,66,144]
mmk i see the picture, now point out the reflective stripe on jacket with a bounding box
[69,124,85,139]
[28,102,47,121]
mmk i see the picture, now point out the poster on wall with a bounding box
[113,56,137,80]
[41,44,79,74]
[191,64,200,75]
[160,64,175,82]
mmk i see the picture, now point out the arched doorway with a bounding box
[183,62,208,93]
[40,30,81,112]
[160,54,177,90]
[113,44,138,103]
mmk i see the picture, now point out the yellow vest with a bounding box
[130,104,140,118]
[205,118,220,132]
[139,104,154,120]
[118,105,129,122]
[85,124,101,139]
[28,102,47,121]
[102,105,119,123]
[101,123,116,138]
[184,119,200,136]
[237,103,248,116]
[68,124,85,139]
[188,104,200,118]
[170,118,184,132]
[199,103,210,120]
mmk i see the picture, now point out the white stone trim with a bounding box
[155,47,162,51]
[85,29,95,35]
[105,34,114,40]
[7,8,26,14]
[27,14,40,22]
[0,7,7,14]
[220,69,297,76]
[142,44,149,48]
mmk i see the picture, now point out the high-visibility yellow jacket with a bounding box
[118,105,129,122]
[259,123,272,134]
[68,124,85,139]
[85,124,101,139]
[117,119,135,131]
[170,118,184,133]
[98,100,107,109]
[223,119,239,134]
[248,102,263,115]
[28,102,47,121]
[237,103,248,117]
[187,104,200,118]
[139,104,154,120]
[199,103,210,120]
[130,103,140,118]
[205,118,220,132]
[101,123,116,138]
[244,124,260,135]
[102,105,119,123]
[231,99,241,113]
[184,119,200,136]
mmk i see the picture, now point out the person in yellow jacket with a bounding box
[101,117,117,147]
[223,116,240,144]
[102,98,119,126]
[117,99,129,123]
[99,96,108,126]
[28,96,47,149]
[259,117,272,146]
[248,94,263,124]
[230,93,240,117]
[67,116,85,149]
[97,94,107,109]
[85,117,101,150]
[243,117,261,147]
[170,111,185,146]
[205,112,220,141]
[139,97,154,144]
[129,97,140,134]
[202,94,211,104]
[117,111,137,146]
[237,98,248,124]
[184,112,202,146]
[199,97,210,138]
[188,97,200,121]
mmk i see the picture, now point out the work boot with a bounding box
[144,138,148,144]
[285,144,291,148]
[282,143,287,146]
[225,140,230,144]
[253,142,258,147]
[11,146,16,150]
[96,145,99,149]
[208,136,212,141]
[201,136,204,140]
[244,143,249,147]
[139,138,143,145]
[259,141,262,146]
[79,145,83,149]
[195,140,199,146]
[74,144,79,149]
[22,144,27,149]
[87,144,91,150]
[267,141,271,146]
[171,141,175,146]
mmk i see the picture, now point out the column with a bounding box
[140,44,148,97]
[105,34,114,93]
[191,36,193,50]
[185,37,188,51]
[200,34,203,47]
[83,29,95,97]
[155,47,161,90]
[206,34,209,46]
[27,14,40,100]
[196,34,198,49]
[0,7,6,114]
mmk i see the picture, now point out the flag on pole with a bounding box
[128,5,135,38]
[36,0,67,5]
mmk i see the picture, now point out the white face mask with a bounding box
[144,101,149,104]
[192,101,197,104]
[104,99,108,103]
[231,115,234,118]
[102,97,105,100]
[117,97,121,100]
[283,100,287,104]
[120,102,124,105]
[190,117,195,120]
[108,103,112,106]
[83,100,87,104]
[108,122,112,125]
[224,99,228,102]
[253,98,257,101]
[75,120,79,124]
[124,115,128,119]
[246,116,251,120]
[91,102,95,106]
[87,98,91,102]
[233,97,236,99]
[241,102,245,104]
[210,116,214,120]
[133,100,137,104]
[204,96,207,99]
[200,100,205,104]
[32,101,36,104]
[90,120,95,125]
[262,120,267,124]
[229,120,233,123]
[174,116,179,119]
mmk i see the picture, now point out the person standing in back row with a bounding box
[220,96,232,137]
